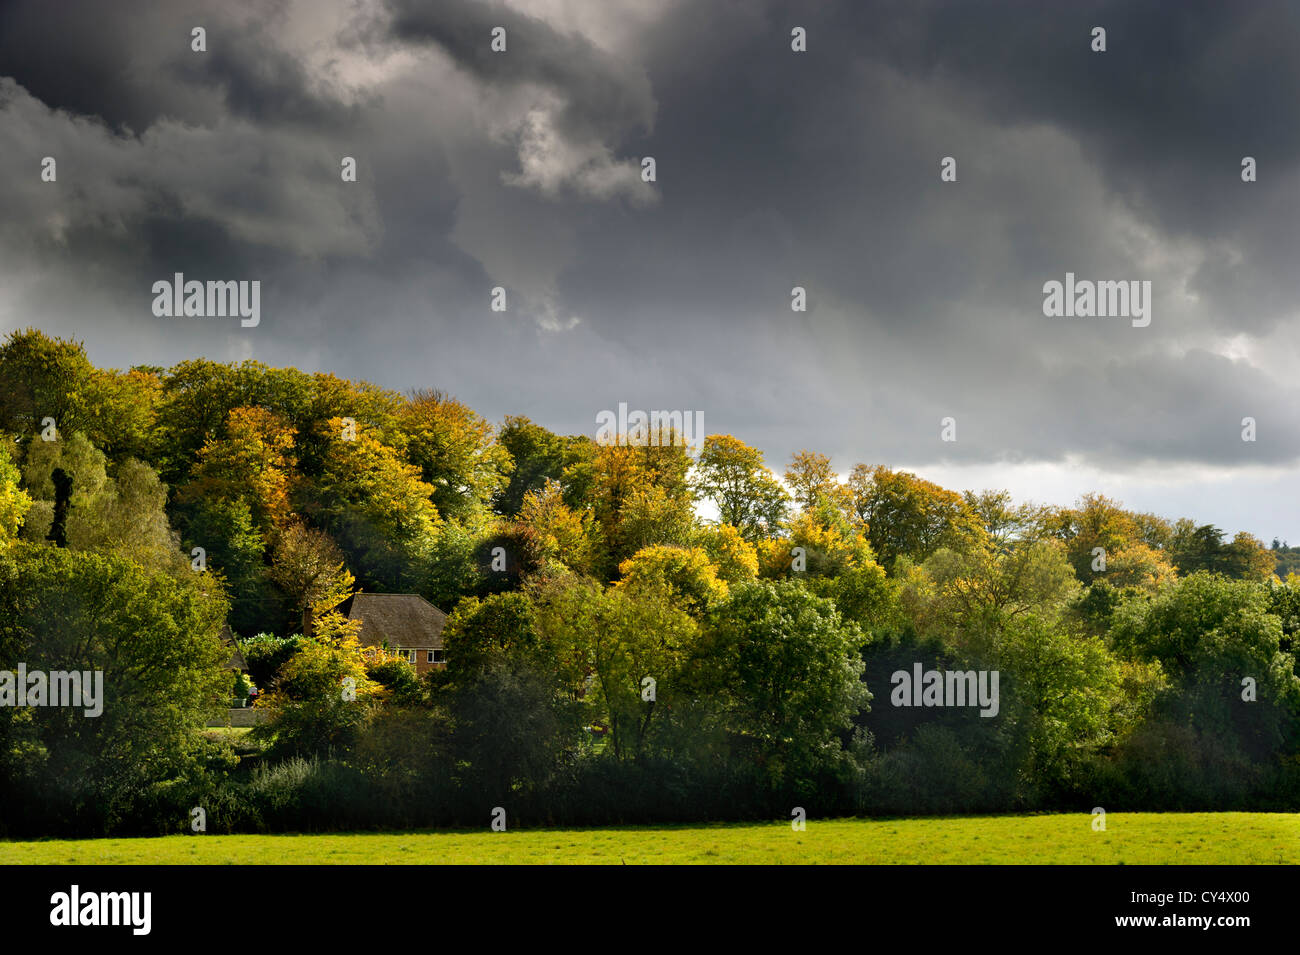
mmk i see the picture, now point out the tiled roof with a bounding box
[345,593,448,649]
[219,623,249,671]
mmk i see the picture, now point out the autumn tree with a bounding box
[301,418,440,590]
[269,521,355,636]
[847,465,984,568]
[1100,541,1177,591]
[691,434,788,540]
[581,439,696,577]
[691,523,759,583]
[784,450,846,513]
[1040,494,1147,582]
[1226,531,1274,582]
[514,479,596,576]
[155,360,404,486]
[616,545,729,616]
[182,406,297,535]
[759,500,876,579]
[0,441,31,552]
[401,390,511,523]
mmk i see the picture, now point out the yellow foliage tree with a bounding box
[616,544,729,615]
[0,440,32,551]
[693,523,759,582]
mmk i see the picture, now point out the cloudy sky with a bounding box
[1,0,1297,540]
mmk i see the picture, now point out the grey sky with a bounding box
[0,0,1296,540]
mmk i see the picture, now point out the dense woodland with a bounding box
[0,327,1297,836]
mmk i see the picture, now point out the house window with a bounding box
[426,650,435,663]
[407,649,417,664]
[432,649,445,664]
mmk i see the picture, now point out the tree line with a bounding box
[0,327,1296,836]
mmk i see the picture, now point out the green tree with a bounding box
[240,632,304,690]
[152,359,242,483]
[963,489,1047,552]
[695,581,870,790]
[181,496,267,635]
[691,434,789,540]
[904,540,1080,656]
[996,613,1161,794]
[79,367,161,462]
[1166,522,1274,581]
[536,576,701,761]
[254,611,381,758]
[443,591,549,682]
[494,416,592,516]
[444,588,585,796]
[22,434,185,574]
[0,545,231,830]
[418,518,488,609]
[0,329,98,442]
[817,559,899,635]
[1111,573,1300,758]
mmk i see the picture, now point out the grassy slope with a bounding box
[2,813,1297,864]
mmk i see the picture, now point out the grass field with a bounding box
[200,726,254,736]
[2,812,1297,864]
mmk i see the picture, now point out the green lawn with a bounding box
[199,726,254,738]
[2,813,1296,864]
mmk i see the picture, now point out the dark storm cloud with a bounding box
[0,0,1296,536]
[0,0,161,130]
[544,0,1300,464]
[384,0,655,145]
[850,0,1300,331]
[0,0,362,131]
[170,18,367,128]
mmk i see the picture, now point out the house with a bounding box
[220,624,249,673]
[343,593,449,674]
